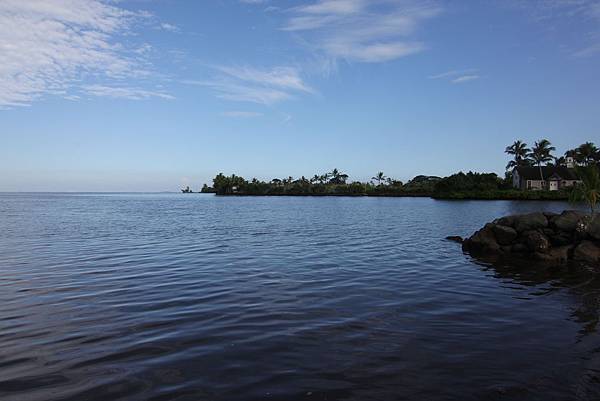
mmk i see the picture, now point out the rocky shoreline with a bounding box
[454,211,600,267]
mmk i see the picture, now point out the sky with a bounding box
[1,0,599,192]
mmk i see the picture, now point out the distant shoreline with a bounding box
[206,191,570,201]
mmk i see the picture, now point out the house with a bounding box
[512,165,580,191]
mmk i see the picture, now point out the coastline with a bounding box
[205,190,570,201]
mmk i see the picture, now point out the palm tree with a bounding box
[311,175,320,184]
[570,165,600,215]
[552,156,566,167]
[577,142,598,166]
[329,168,340,184]
[504,140,531,170]
[529,139,556,182]
[372,171,387,185]
[328,168,349,184]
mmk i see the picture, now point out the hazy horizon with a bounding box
[2,0,599,192]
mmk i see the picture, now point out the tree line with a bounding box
[505,140,599,171]
[204,168,434,196]
[198,140,598,208]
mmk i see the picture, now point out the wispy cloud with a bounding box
[519,0,600,21]
[186,66,313,105]
[429,69,479,83]
[160,22,180,33]
[282,0,442,63]
[221,111,263,118]
[83,85,175,100]
[573,32,600,56]
[512,0,600,57]
[451,75,479,84]
[0,0,169,107]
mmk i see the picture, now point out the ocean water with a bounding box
[0,193,599,401]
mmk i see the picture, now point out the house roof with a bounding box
[514,166,579,181]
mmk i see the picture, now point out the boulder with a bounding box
[534,245,571,264]
[513,213,548,233]
[458,211,599,268]
[576,215,592,236]
[492,225,518,245]
[548,232,573,247]
[587,215,600,241]
[573,241,600,264]
[446,236,463,243]
[511,243,528,253]
[542,228,556,237]
[523,230,550,253]
[462,223,499,253]
[550,210,585,233]
[496,215,516,228]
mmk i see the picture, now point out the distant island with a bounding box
[195,140,599,201]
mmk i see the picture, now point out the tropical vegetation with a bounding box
[202,169,442,197]
[570,165,600,215]
[504,139,600,172]
[196,140,598,200]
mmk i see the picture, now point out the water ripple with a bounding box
[0,193,598,400]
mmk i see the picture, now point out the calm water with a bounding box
[1,193,599,401]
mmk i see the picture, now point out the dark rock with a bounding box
[587,216,600,241]
[523,230,550,253]
[514,213,548,233]
[542,228,556,237]
[550,210,585,232]
[492,225,518,245]
[511,243,528,253]
[574,241,600,264]
[534,245,571,264]
[464,223,500,254]
[576,215,592,235]
[548,232,573,247]
[446,236,463,243]
[463,211,598,269]
[496,215,516,228]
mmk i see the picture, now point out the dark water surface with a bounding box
[1,193,599,401]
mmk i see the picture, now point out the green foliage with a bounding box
[569,165,600,214]
[207,171,411,196]
[433,171,503,194]
[401,175,441,194]
[433,189,569,200]
[505,140,532,170]
[564,142,599,166]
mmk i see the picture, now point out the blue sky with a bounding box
[1,0,599,191]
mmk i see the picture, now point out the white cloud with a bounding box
[429,69,479,83]
[429,69,476,79]
[512,0,600,57]
[0,0,169,107]
[451,75,479,84]
[282,0,441,63]
[187,66,313,105]
[221,111,263,118]
[573,33,600,56]
[215,66,313,93]
[83,85,175,100]
[160,22,180,33]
